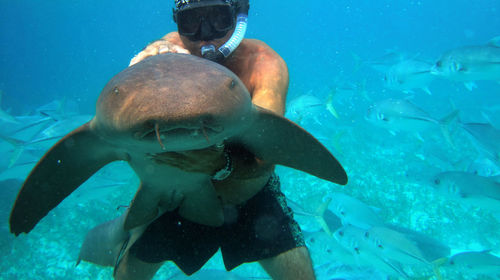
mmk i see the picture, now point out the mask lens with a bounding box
[176,5,234,38]
[210,6,234,32]
[177,9,202,35]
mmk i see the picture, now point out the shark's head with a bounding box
[92,53,253,152]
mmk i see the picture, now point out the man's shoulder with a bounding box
[239,39,284,64]
[241,39,274,53]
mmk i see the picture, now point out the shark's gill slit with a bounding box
[155,122,166,150]
[201,126,210,143]
[139,128,154,139]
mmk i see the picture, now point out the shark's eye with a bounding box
[338,231,344,237]
[354,247,360,254]
[436,61,442,67]
[434,178,440,185]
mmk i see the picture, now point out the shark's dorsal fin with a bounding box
[9,122,122,235]
[233,106,348,185]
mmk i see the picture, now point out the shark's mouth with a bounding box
[137,121,224,150]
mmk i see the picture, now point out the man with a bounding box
[115,1,316,279]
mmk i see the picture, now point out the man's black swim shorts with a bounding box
[128,174,305,275]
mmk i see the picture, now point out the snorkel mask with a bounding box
[173,0,249,62]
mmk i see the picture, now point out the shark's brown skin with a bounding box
[130,34,296,206]
[9,54,347,239]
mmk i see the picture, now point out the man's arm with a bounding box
[247,44,289,116]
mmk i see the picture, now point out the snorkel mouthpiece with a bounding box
[201,13,248,62]
[201,44,219,61]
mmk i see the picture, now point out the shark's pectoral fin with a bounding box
[78,211,148,267]
[179,180,224,227]
[124,184,161,231]
[233,106,348,185]
[9,122,121,236]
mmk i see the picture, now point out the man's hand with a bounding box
[148,146,225,175]
[129,40,190,66]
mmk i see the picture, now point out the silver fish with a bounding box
[432,39,500,90]
[286,94,325,125]
[365,51,412,73]
[333,225,410,278]
[287,198,343,235]
[467,157,500,177]
[384,59,435,95]
[364,226,430,266]
[447,250,500,276]
[385,225,450,263]
[366,98,457,142]
[432,171,500,214]
[461,122,500,160]
[328,192,384,230]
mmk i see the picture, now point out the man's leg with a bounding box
[114,251,164,280]
[258,246,315,280]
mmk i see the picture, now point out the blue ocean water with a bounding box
[1,0,499,279]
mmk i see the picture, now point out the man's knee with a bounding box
[259,246,315,280]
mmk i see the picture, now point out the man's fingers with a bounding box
[159,44,190,54]
[173,45,190,54]
[129,51,154,66]
[129,55,141,66]
[130,41,191,66]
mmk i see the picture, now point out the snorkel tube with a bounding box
[201,0,249,62]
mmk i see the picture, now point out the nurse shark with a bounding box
[9,53,348,239]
